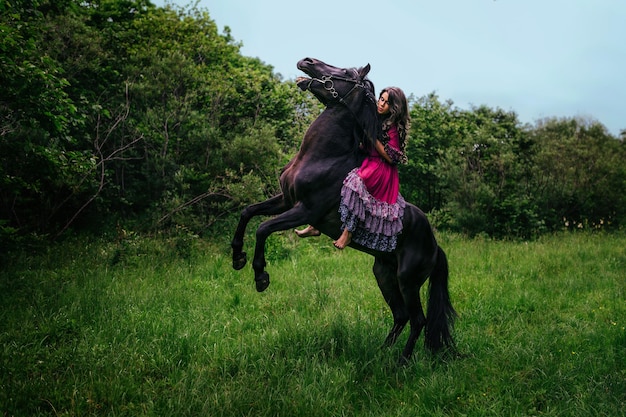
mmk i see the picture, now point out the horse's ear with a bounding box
[359,63,371,79]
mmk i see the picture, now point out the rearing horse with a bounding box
[231,58,456,362]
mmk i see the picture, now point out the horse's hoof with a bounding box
[397,355,411,367]
[232,251,247,270]
[255,271,270,292]
[382,333,398,348]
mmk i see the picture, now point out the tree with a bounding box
[0,0,93,243]
[402,93,459,213]
[530,117,626,231]
[403,97,541,238]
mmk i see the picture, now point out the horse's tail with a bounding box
[425,245,457,353]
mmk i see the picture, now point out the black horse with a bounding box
[231,58,455,362]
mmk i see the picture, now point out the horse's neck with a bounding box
[299,107,355,158]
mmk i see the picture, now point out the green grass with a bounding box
[1,231,624,416]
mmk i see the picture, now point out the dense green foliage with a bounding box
[1,231,624,415]
[1,0,625,247]
[404,94,626,238]
[0,0,314,245]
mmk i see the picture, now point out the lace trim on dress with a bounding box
[338,168,405,252]
[384,142,407,165]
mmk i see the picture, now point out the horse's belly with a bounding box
[280,160,346,206]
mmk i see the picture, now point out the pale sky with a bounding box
[157,0,625,136]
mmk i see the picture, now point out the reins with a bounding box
[306,73,378,147]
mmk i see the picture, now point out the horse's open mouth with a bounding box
[296,76,311,91]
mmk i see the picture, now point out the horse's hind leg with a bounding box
[399,285,426,364]
[373,257,409,348]
[397,265,430,364]
[231,194,290,270]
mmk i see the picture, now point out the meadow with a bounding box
[1,230,624,416]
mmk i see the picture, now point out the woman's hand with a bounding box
[375,140,393,164]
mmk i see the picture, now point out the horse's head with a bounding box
[296,58,379,148]
[296,58,373,105]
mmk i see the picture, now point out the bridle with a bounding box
[304,72,378,147]
[304,74,377,106]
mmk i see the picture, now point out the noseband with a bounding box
[306,74,376,105]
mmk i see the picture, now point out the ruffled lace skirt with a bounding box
[339,168,405,252]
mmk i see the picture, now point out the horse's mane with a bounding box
[354,76,380,152]
[361,78,381,147]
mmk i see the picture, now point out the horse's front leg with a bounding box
[231,194,290,271]
[250,205,311,292]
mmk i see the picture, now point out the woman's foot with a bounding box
[294,225,321,238]
[333,230,352,249]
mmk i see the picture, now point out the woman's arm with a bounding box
[377,125,407,165]
[375,140,393,164]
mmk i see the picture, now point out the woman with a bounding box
[296,87,410,252]
[333,86,409,250]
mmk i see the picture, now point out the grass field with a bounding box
[1,230,624,416]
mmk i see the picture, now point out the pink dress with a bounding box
[338,125,406,252]
[358,125,401,204]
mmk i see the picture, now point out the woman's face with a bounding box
[377,91,391,115]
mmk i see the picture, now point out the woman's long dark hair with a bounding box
[379,86,410,154]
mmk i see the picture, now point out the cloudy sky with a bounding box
[158,0,625,136]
